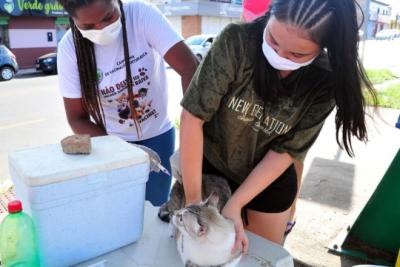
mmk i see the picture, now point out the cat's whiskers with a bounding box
[158,168,238,266]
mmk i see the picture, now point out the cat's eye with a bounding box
[176,214,183,223]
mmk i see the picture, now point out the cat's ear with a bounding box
[204,192,219,208]
[197,223,209,237]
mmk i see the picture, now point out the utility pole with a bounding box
[361,0,371,63]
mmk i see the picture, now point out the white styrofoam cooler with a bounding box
[8,136,150,267]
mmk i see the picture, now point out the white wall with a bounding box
[201,16,239,35]
[9,29,57,49]
[167,16,182,35]
[370,1,391,16]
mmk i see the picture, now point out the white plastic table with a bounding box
[74,202,294,267]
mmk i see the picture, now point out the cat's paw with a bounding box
[185,261,200,267]
[158,204,171,223]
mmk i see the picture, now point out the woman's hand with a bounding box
[222,200,249,255]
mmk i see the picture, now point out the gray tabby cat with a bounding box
[158,151,231,222]
[158,151,242,267]
[172,193,242,267]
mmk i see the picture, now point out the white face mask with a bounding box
[78,18,122,46]
[262,28,316,71]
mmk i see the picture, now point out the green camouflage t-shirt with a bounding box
[181,20,335,184]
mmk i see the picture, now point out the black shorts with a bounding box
[202,156,297,215]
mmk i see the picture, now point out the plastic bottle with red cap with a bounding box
[0,200,40,267]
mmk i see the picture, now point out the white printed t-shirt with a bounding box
[57,0,182,141]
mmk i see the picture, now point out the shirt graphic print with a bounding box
[57,0,182,141]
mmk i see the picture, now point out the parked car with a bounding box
[185,34,216,61]
[35,51,57,74]
[0,45,18,81]
[375,29,400,40]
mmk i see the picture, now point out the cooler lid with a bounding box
[8,136,149,187]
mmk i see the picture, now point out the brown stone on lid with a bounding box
[61,134,91,155]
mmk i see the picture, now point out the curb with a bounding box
[374,78,400,91]
[16,68,38,76]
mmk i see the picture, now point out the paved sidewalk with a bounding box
[284,107,400,267]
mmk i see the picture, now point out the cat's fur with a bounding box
[172,193,242,267]
[158,173,231,222]
[158,151,231,222]
[158,151,242,267]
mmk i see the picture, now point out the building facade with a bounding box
[3,0,396,69]
[149,0,242,38]
[0,0,69,69]
[0,0,243,69]
[357,0,393,39]
[368,0,392,37]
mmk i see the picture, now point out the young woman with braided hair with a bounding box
[57,0,198,206]
[179,0,377,253]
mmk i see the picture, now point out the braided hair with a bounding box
[253,0,377,157]
[60,0,141,136]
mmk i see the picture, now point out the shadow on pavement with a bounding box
[293,255,370,267]
[340,254,370,267]
[300,157,355,211]
[15,71,56,79]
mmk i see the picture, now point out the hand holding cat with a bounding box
[222,200,249,255]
